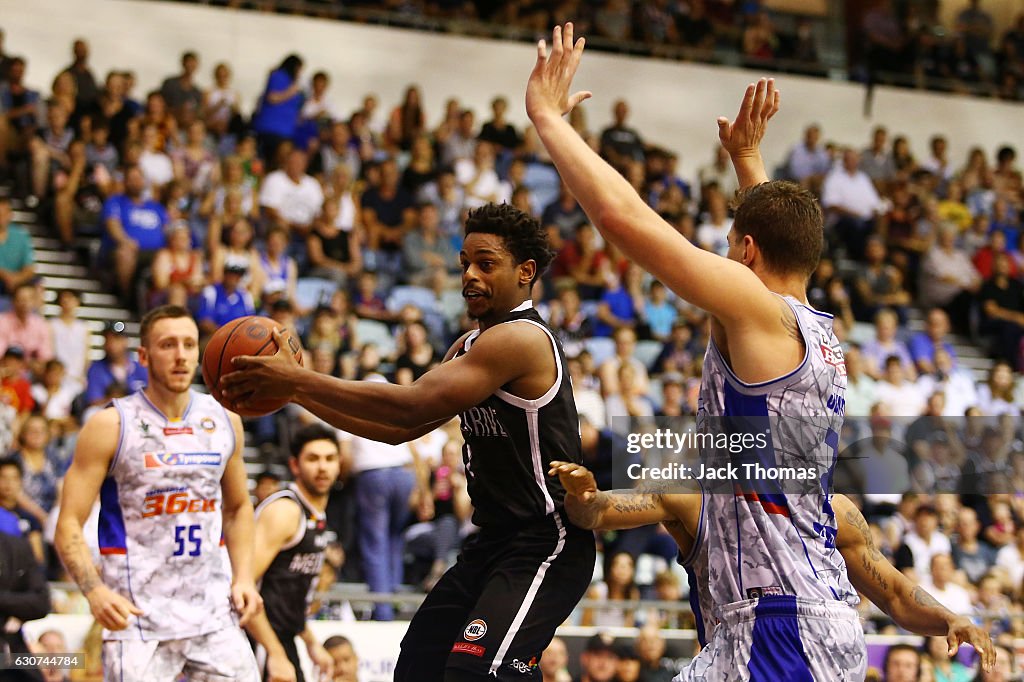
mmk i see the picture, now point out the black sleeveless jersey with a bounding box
[453,302,583,527]
[256,484,330,637]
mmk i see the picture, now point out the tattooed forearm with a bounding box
[56,528,102,594]
[912,586,946,611]
[565,490,612,529]
[845,510,883,561]
[612,494,658,514]
[860,553,889,592]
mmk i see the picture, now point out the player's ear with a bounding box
[741,234,757,267]
[519,259,537,287]
[137,344,149,368]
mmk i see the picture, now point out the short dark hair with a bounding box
[289,424,338,459]
[464,203,554,286]
[0,457,23,478]
[323,635,353,651]
[732,181,823,279]
[883,643,919,675]
[140,305,193,346]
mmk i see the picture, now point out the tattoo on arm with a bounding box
[58,528,101,594]
[845,509,888,591]
[912,586,946,611]
[780,303,801,343]
[612,494,659,515]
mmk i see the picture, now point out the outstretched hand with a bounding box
[526,23,592,121]
[548,461,599,503]
[220,327,304,408]
[946,616,995,672]
[717,78,780,159]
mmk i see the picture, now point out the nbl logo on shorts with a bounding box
[463,619,487,641]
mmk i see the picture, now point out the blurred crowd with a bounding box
[0,13,1023,680]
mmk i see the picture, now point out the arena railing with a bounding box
[48,582,1020,621]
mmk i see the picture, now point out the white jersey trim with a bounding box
[493,319,563,410]
[526,409,556,515]
[488,511,567,674]
[256,490,306,552]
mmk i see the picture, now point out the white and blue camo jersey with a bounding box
[678,490,717,647]
[98,390,236,641]
[696,295,857,610]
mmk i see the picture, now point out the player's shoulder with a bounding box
[257,491,304,537]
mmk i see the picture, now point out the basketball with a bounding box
[201,316,303,417]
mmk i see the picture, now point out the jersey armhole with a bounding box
[109,399,126,475]
[493,319,563,410]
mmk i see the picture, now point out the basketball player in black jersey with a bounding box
[222,203,597,681]
[246,424,341,682]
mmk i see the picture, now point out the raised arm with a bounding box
[55,408,143,631]
[525,23,780,326]
[547,461,674,530]
[833,495,994,671]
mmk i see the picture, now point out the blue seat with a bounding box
[584,337,616,366]
[634,340,663,370]
[355,319,396,358]
[296,277,337,311]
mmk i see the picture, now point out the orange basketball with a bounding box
[201,316,303,417]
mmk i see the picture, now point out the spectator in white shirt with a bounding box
[785,124,830,191]
[138,123,174,194]
[695,189,733,256]
[899,503,952,579]
[921,554,973,615]
[260,148,324,240]
[843,344,878,418]
[876,355,928,417]
[918,223,981,333]
[861,308,915,380]
[975,360,1019,417]
[822,148,885,260]
[916,348,978,417]
[920,135,954,181]
[994,525,1024,590]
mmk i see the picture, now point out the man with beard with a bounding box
[247,423,340,682]
[223,203,596,681]
[55,305,262,681]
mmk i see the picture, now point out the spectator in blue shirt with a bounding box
[84,321,148,405]
[593,265,642,338]
[101,165,169,299]
[251,54,304,163]
[0,196,35,303]
[643,280,678,342]
[908,307,958,375]
[196,263,256,338]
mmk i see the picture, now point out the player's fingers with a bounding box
[563,22,574,53]
[551,25,564,61]
[752,78,767,120]
[271,327,291,354]
[228,354,261,369]
[767,89,781,120]
[103,605,128,630]
[946,632,960,657]
[737,83,756,121]
[568,91,592,109]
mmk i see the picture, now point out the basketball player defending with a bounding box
[222,204,596,681]
[55,305,262,682]
[549,461,996,674]
[247,424,340,682]
[528,24,863,679]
